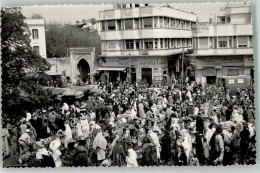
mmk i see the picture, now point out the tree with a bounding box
[1,7,52,117]
[87,18,98,25]
[45,23,101,58]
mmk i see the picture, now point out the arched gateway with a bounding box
[77,59,90,83]
[46,47,96,84]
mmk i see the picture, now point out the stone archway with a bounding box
[77,59,90,83]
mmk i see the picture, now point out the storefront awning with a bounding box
[96,67,126,71]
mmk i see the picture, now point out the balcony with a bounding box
[101,47,192,57]
[101,28,192,40]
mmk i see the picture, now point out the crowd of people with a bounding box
[2,79,256,167]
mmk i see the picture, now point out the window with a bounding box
[135,4,140,7]
[238,36,248,48]
[143,17,153,28]
[32,29,39,39]
[229,38,232,48]
[136,40,141,50]
[180,20,184,29]
[160,39,164,48]
[227,17,231,23]
[107,20,116,30]
[154,17,158,27]
[125,40,134,50]
[117,20,122,30]
[134,18,140,29]
[165,39,168,49]
[164,17,169,28]
[125,19,133,29]
[154,39,158,49]
[144,40,153,49]
[176,20,180,29]
[101,21,106,30]
[219,41,227,48]
[33,46,39,52]
[182,39,185,47]
[199,37,208,49]
[170,18,175,28]
[159,17,163,28]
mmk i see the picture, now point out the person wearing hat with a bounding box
[73,137,89,167]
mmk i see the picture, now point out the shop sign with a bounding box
[140,61,156,65]
[192,25,209,34]
[102,57,130,67]
[238,79,244,84]
[229,79,235,84]
[196,56,244,67]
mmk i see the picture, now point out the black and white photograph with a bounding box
[1,1,256,168]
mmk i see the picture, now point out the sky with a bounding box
[20,2,240,24]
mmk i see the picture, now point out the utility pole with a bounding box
[180,47,184,117]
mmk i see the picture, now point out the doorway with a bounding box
[142,68,152,85]
[206,76,216,84]
[77,59,90,83]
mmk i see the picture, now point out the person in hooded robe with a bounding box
[73,138,90,167]
[142,137,158,166]
[63,122,72,148]
[160,131,171,163]
[196,113,204,134]
[80,114,90,138]
[112,138,126,166]
[93,128,107,165]
[2,123,10,158]
[195,132,205,165]
[126,148,138,167]
[122,129,132,153]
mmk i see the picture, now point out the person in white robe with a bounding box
[126,148,138,167]
[93,129,107,163]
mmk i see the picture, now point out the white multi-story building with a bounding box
[25,19,47,58]
[189,2,253,84]
[99,3,196,84]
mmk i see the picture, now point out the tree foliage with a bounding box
[1,8,52,116]
[45,23,101,58]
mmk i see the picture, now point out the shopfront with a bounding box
[98,56,168,84]
[195,56,252,85]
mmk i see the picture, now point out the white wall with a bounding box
[25,19,47,58]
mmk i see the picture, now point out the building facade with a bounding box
[189,2,254,84]
[99,4,196,85]
[25,19,47,58]
[46,47,96,84]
